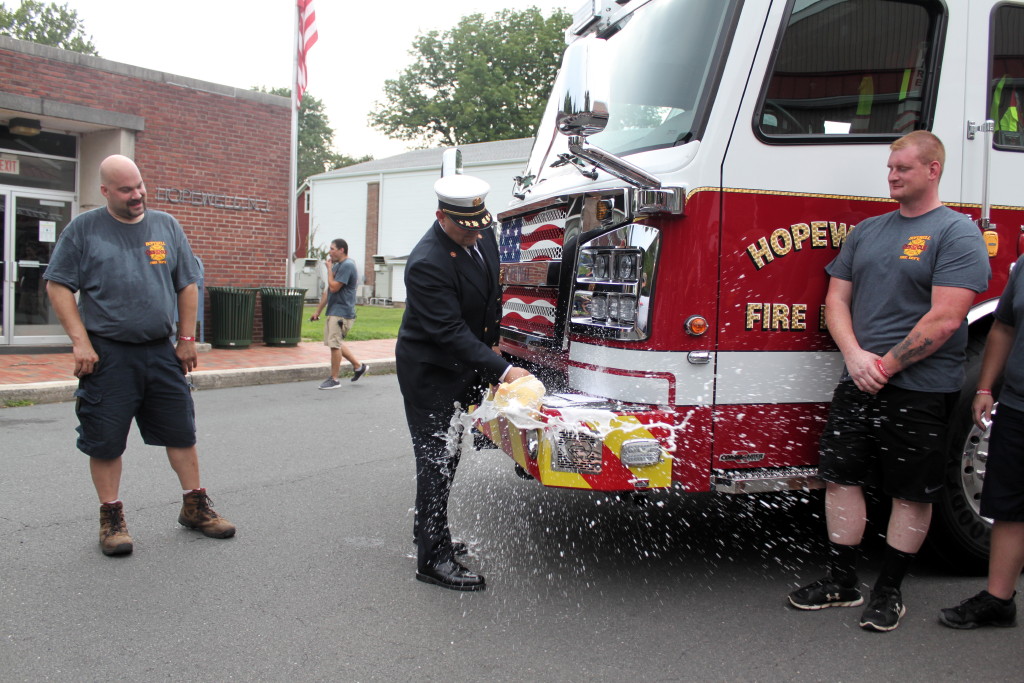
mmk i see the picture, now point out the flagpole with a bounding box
[287,2,299,288]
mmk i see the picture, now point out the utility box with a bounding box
[293,258,324,302]
[372,255,391,301]
[371,255,408,305]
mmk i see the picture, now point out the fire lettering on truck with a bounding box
[746,221,852,270]
[745,303,807,331]
[745,301,806,331]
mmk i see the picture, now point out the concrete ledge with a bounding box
[0,359,396,406]
[0,380,78,406]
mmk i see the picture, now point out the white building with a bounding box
[305,138,532,304]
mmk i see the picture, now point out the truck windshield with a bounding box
[523,0,737,187]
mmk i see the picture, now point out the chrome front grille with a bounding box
[555,431,603,474]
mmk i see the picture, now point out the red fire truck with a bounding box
[474,0,1024,570]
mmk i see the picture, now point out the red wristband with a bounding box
[178,336,196,342]
[976,389,993,395]
[875,357,891,379]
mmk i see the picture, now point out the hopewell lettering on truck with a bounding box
[471,0,1024,572]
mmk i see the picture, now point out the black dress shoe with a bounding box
[413,539,469,556]
[416,559,486,591]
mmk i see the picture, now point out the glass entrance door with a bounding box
[1,192,74,344]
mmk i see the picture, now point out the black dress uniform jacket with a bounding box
[396,220,507,429]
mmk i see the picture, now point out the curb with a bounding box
[0,358,396,406]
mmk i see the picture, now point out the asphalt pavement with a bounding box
[1,377,1021,681]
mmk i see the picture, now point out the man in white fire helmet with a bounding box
[396,173,532,591]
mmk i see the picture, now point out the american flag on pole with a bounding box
[296,0,318,107]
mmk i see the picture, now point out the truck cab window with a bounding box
[757,0,944,141]
[991,5,1024,150]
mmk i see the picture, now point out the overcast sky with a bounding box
[57,0,576,161]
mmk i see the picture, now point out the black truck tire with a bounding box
[927,333,992,575]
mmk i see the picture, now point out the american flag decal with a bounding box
[500,208,566,263]
[498,207,567,340]
[500,217,523,263]
[502,287,557,337]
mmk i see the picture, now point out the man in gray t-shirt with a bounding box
[44,154,235,557]
[788,132,991,632]
[310,237,366,389]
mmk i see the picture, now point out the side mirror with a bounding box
[557,103,610,137]
[554,38,610,139]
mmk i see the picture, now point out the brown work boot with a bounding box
[99,501,133,556]
[178,488,236,538]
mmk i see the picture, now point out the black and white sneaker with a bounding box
[351,363,368,382]
[788,576,864,610]
[318,377,341,390]
[859,587,906,632]
[939,590,1017,629]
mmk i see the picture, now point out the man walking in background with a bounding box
[311,238,367,389]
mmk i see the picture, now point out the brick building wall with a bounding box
[0,37,291,343]
[364,181,380,290]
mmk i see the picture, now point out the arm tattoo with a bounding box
[892,332,934,367]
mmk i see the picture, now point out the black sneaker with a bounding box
[788,576,864,610]
[351,363,368,382]
[859,587,906,632]
[939,590,1017,629]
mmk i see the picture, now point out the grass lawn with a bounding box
[301,305,403,342]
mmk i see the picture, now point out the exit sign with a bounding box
[0,158,18,175]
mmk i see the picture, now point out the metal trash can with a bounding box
[207,286,257,349]
[259,287,306,346]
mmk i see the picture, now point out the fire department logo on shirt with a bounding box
[900,235,930,261]
[147,241,167,265]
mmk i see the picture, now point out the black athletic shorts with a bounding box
[981,403,1024,522]
[73,334,196,459]
[818,381,958,503]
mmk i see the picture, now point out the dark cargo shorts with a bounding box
[981,403,1024,522]
[73,334,196,459]
[818,381,958,503]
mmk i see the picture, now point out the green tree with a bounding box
[370,7,570,148]
[0,0,97,54]
[259,88,373,185]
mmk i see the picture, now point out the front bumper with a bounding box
[472,394,675,491]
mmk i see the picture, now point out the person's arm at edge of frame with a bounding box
[825,276,888,394]
[877,284,977,380]
[175,282,199,373]
[46,280,98,378]
[973,319,1014,429]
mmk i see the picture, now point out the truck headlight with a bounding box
[610,294,634,325]
[620,439,662,467]
[615,252,639,281]
[590,293,608,321]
